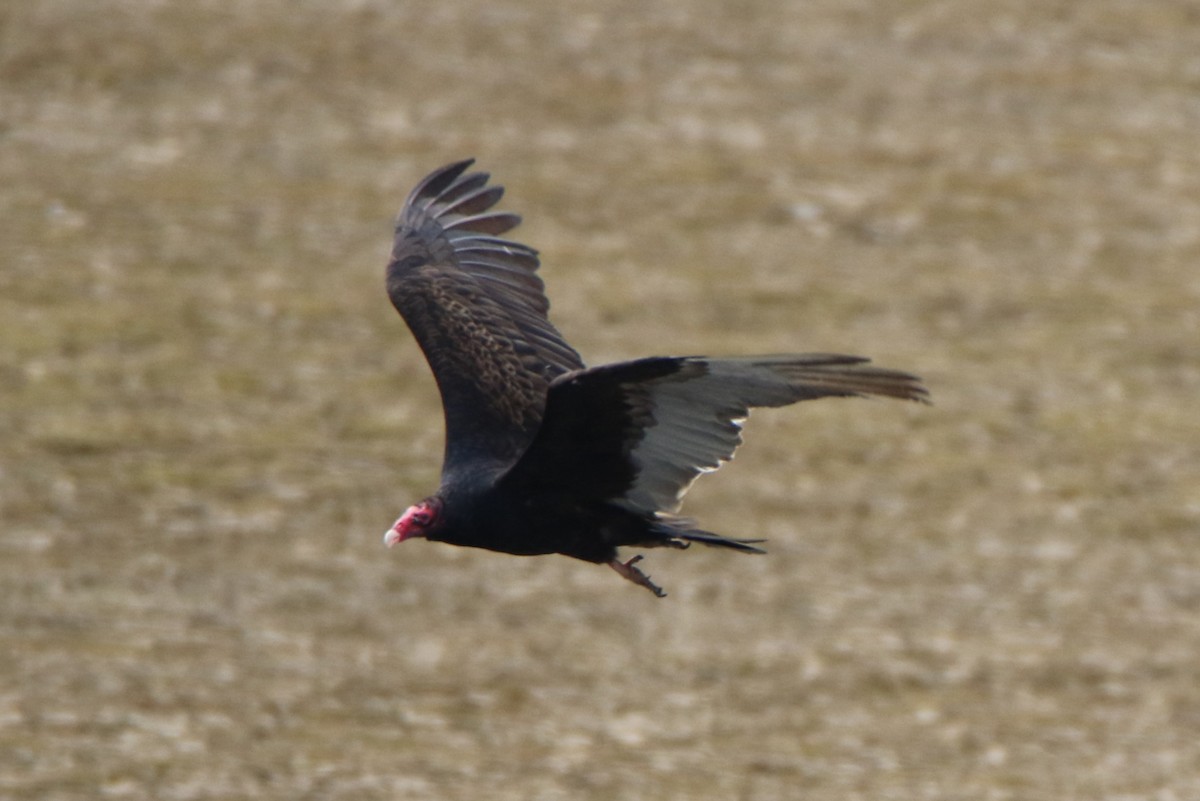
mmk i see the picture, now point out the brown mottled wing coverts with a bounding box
[387,160,584,470]
[504,355,929,513]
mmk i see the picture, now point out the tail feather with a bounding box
[651,517,767,554]
[678,529,767,554]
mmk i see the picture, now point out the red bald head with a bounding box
[384,497,443,547]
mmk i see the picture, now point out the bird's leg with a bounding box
[641,538,690,550]
[608,555,667,598]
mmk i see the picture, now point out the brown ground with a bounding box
[2,1,1199,799]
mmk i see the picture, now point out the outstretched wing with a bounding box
[501,354,929,513]
[387,160,585,471]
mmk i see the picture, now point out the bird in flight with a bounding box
[383,159,928,597]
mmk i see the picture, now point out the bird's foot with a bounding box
[608,555,667,598]
[660,538,690,550]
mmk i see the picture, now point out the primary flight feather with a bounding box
[383,159,928,597]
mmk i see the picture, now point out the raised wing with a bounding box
[387,160,585,471]
[501,354,929,513]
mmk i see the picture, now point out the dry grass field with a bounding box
[3,1,1199,798]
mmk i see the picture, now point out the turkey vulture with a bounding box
[383,159,928,597]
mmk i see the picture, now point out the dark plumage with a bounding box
[383,159,928,597]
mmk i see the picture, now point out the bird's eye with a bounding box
[413,511,430,526]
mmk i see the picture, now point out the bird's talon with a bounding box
[608,555,667,598]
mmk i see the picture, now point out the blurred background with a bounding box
[2,1,1198,799]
